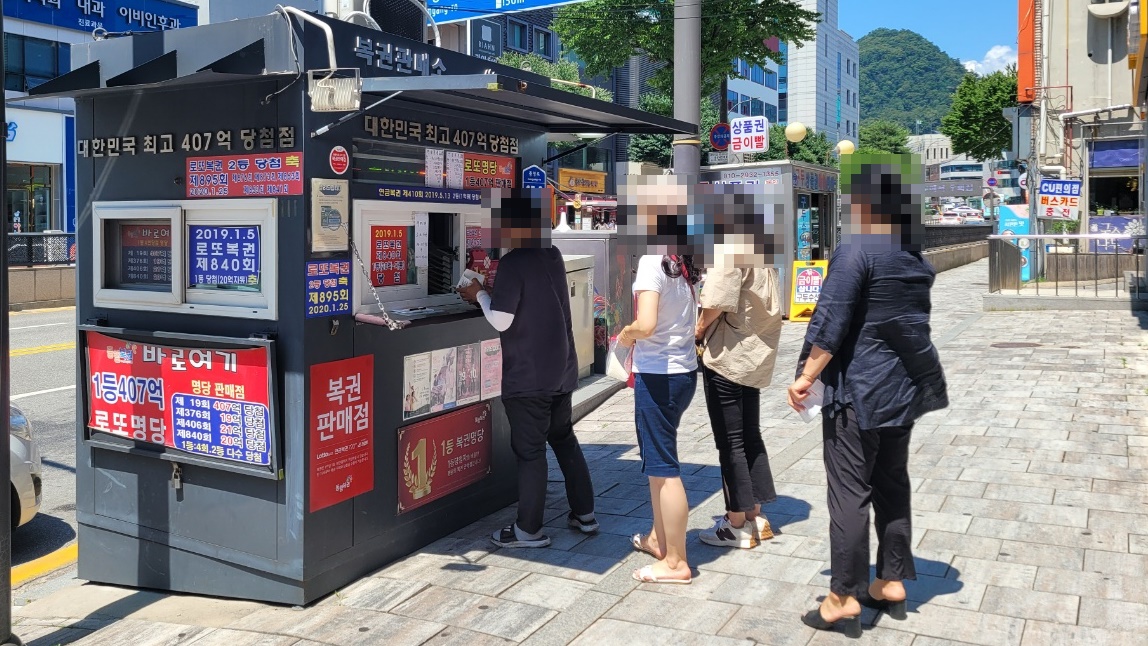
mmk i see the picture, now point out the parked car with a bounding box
[939,212,966,225]
[10,405,42,530]
[962,212,986,224]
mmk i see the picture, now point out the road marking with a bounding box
[12,385,76,401]
[11,306,75,316]
[10,342,75,357]
[12,542,78,587]
[11,322,71,331]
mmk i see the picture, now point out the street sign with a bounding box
[709,123,731,151]
[522,165,547,189]
[1036,177,1082,221]
[707,151,729,165]
[729,117,769,154]
[986,177,997,187]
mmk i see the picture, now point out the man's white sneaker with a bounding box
[699,516,759,549]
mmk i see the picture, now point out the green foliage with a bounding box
[497,52,613,102]
[749,125,837,167]
[859,28,967,134]
[628,93,721,168]
[857,119,910,155]
[940,67,1019,161]
[551,0,819,97]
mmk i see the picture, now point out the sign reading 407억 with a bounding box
[397,402,492,514]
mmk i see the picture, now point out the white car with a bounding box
[10,405,42,530]
[939,212,965,225]
[962,212,986,224]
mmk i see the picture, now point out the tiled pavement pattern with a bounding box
[14,259,1148,645]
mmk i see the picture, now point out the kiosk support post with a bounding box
[0,8,23,645]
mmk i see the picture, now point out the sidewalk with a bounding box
[13,258,1148,646]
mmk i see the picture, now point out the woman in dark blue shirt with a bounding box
[787,160,948,638]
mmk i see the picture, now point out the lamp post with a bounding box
[784,122,808,160]
[672,0,702,175]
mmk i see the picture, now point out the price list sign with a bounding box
[119,224,172,286]
[84,331,274,469]
[189,225,260,287]
[370,225,413,287]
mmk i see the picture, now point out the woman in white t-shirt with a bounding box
[618,254,699,584]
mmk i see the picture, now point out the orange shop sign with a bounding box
[558,168,607,194]
[462,154,515,189]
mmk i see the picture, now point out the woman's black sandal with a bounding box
[858,590,908,620]
[800,608,862,639]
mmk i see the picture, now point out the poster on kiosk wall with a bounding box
[997,204,1032,282]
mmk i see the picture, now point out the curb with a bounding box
[12,543,78,587]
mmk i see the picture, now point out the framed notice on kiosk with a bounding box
[397,402,493,514]
[79,326,281,478]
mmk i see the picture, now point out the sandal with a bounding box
[630,533,662,559]
[632,565,692,585]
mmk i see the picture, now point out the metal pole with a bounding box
[0,5,22,645]
[720,76,729,127]
[671,0,701,175]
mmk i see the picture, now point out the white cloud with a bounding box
[962,45,1018,75]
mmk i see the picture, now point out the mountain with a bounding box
[858,28,968,134]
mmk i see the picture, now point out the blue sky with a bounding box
[838,0,1019,74]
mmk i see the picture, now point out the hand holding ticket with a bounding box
[796,380,825,424]
[456,269,486,290]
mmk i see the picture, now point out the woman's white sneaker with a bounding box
[699,516,759,549]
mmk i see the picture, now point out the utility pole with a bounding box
[0,6,22,646]
[672,0,702,175]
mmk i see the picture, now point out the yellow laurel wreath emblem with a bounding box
[402,439,439,500]
[402,441,417,494]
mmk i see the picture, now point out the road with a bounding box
[9,307,78,567]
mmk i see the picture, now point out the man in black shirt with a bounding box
[459,189,597,548]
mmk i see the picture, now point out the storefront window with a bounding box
[6,163,58,232]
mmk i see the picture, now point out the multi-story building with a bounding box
[783,0,859,145]
[908,134,953,165]
[4,1,198,233]
[1020,0,1141,218]
[726,38,782,122]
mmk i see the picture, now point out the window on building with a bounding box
[764,69,777,89]
[751,65,765,84]
[778,93,788,124]
[824,67,828,91]
[508,20,529,52]
[749,98,764,117]
[739,94,752,116]
[726,90,739,114]
[533,28,554,59]
[765,103,778,123]
[4,34,69,92]
[732,59,740,74]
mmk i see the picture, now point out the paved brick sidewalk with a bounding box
[13,259,1148,645]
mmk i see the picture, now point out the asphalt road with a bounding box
[9,307,79,566]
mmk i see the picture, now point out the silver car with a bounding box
[10,405,42,529]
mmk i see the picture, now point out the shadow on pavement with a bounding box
[12,515,77,565]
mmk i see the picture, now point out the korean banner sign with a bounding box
[730,116,770,154]
[788,260,829,323]
[310,356,374,512]
[186,153,303,198]
[397,402,492,514]
[84,331,274,470]
[1036,178,1082,221]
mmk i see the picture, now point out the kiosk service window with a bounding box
[93,199,279,319]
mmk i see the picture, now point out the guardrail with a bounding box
[924,224,994,250]
[987,234,1147,299]
[7,233,77,267]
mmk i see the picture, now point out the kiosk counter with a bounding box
[20,11,691,604]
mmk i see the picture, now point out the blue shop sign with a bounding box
[426,0,581,25]
[306,260,352,319]
[188,225,261,287]
[4,0,198,34]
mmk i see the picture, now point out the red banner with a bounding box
[397,402,492,514]
[462,153,515,189]
[186,153,303,198]
[309,356,375,512]
[370,225,411,287]
[84,331,273,468]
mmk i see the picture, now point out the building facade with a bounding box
[727,38,782,123]
[784,0,859,145]
[908,134,953,165]
[4,1,198,233]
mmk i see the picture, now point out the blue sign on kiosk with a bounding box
[522,165,547,189]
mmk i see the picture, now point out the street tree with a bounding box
[857,119,910,155]
[940,66,1019,161]
[750,125,837,167]
[551,0,820,96]
[628,93,720,168]
[498,52,613,102]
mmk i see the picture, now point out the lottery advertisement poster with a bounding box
[309,356,374,512]
[305,260,352,319]
[455,343,481,406]
[397,402,492,514]
[83,331,275,471]
[480,339,502,400]
[403,353,432,420]
[119,223,172,286]
[403,342,499,421]
[429,348,458,413]
[188,225,260,288]
[186,153,303,198]
[460,153,515,189]
[370,225,417,287]
[788,260,829,323]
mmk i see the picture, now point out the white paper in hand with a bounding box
[797,380,825,424]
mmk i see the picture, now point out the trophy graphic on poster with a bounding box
[402,437,438,500]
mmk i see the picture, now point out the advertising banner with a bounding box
[788,260,829,323]
[305,261,352,319]
[797,209,812,261]
[186,153,303,198]
[730,116,769,154]
[309,356,374,512]
[397,402,493,514]
[997,204,1032,281]
[557,168,608,194]
[84,331,274,470]
[370,225,415,287]
[1036,178,1082,221]
[462,153,516,189]
[188,225,260,287]
[3,0,197,34]
[119,223,172,286]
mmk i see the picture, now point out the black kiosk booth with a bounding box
[19,11,690,604]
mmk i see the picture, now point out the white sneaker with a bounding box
[699,516,759,549]
[754,516,774,541]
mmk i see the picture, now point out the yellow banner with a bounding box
[788,260,829,323]
[558,168,608,194]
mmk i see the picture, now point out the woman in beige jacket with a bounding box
[696,266,783,548]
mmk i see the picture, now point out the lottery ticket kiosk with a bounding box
[24,11,690,604]
[699,160,840,318]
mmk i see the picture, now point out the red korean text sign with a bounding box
[309,356,375,512]
[84,331,274,468]
[462,153,515,189]
[397,402,492,514]
[370,225,411,287]
[186,153,303,198]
